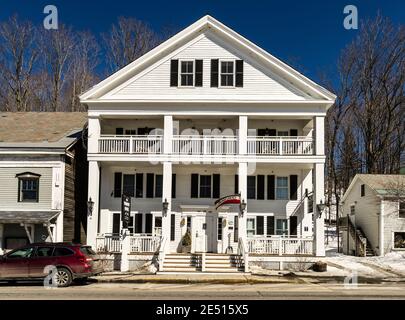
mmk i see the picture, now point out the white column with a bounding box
[313,163,325,256]
[120,230,130,272]
[0,224,4,255]
[88,116,101,154]
[164,115,173,154]
[238,116,248,155]
[86,161,100,249]
[162,162,172,252]
[313,116,325,156]
[56,211,64,242]
[238,162,247,243]
[379,200,384,256]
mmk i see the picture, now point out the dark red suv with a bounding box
[0,243,103,287]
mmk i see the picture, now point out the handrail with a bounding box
[158,237,167,272]
[347,216,367,257]
[238,237,249,272]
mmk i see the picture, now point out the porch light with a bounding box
[239,199,246,216]
[316,199,326,217]
[162,198,169,217]
[87,197,94,216]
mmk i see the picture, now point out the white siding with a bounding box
[105,33,310,101]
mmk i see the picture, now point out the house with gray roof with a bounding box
[0,112,88,254]
[341,174,405,256]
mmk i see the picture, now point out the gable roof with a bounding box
[80,15,336,103]
[342,174,405,201]
[0,112,87,152]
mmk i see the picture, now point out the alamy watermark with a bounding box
[343,5,358,30]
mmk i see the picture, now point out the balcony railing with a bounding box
[247,136,313,155]
[98,135,163,154]
[129,235,161,253]
[95,234,122,253]
[96,135,314,156]
[247,237,313,255]
[95,234,161,253]
[172,135,238,155]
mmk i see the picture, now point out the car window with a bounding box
[36,247,54,257]
[80,246,96,256]
[53,247,74,257]
[7,247,34,259]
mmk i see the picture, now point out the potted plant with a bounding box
[181,230,192,253]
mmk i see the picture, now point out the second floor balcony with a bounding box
[97,134,314,156]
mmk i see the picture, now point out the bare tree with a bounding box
[39,25,75,111]
[103,17,161,73]
[0,15,38,111]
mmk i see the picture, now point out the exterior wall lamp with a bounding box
[239,199,246,217]
[162,198,169,217]
[316,199,326,217]
[87,197,94,216]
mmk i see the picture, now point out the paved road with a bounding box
[1,281,405,299]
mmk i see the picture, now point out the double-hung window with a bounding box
[180,60,194,87]
[199,175,212,198]
[17,172,40,202]
[247,218,256,237]
[276,219,288,236]
[276,177,289,200]
[220,60,235,87]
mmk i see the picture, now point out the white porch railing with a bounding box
[172,135,238,155]
[247,237,313,255]
[98,135,163,154]
[95,234,122,253]
[129,235,161,253]
[247,136,313,155]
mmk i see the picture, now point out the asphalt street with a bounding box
[1,281,405,299]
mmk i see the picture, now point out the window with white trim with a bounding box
[247,218,255,237]
[199,175,211,198]
[276,219,288,236]
[180,60,194,87]
[220,60,234,87]
[394,232,405,249]
[276,177,289,200]
[17,172,40,202]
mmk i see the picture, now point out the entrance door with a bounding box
[192,216,217,253]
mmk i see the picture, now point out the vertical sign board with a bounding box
[121,194,131,229]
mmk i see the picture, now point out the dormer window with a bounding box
[180,60,194,87]
[16,172,41,202]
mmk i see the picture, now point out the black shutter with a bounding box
[146,173,154,198]
[170,214,175,241]
[115,128,124,135]
[170,59,178,87]
[289,129,298,136]
[257,175,265,200]
[195,60,203,87]
[136,173,143,198]
[269,129,277,136]
[172,174,176,198]
[257,216,264,235]
[135,213,143,234]
[155,174,163,198]
[267,216,275,235]
[290,175,298,200]
[235,60,243,87]
[267,175,275,200]
[191,174,199,198]
[145,213,153,234]
[112,214,120,234]
[213,174,220,199]
[210,59,219,87]
[114,172,122,198]
[290,216,298,236]
[234,174,239,194]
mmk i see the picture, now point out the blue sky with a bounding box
[0,0,404,83]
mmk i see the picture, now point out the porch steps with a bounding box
[160,253,245,273]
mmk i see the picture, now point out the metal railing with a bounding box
[247,136,313,155]
[129,235,161,253]
[247,237,313,255]
[98,135,163,154]
[95,234,122,253]
[237,237,249,272]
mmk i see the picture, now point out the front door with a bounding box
[192,215,217,253]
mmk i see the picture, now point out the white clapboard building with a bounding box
[80,16,335,272]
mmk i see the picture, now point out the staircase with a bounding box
[159,253,245,273]
[345,217,375,257]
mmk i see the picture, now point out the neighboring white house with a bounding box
[341,174,405,257]
[0,113,88,255]
[80,15,336,272]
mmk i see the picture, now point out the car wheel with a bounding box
[53,267,72,288]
